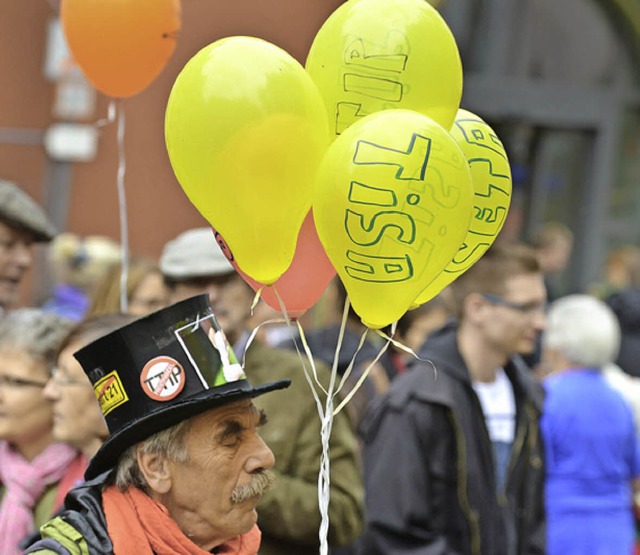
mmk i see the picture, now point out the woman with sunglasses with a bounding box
[0,309,76,555]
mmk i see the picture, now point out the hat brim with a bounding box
[85,378,290,480]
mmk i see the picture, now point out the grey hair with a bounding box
[0,309,74,367]
[112,419,191,491]
[543,294,620,369]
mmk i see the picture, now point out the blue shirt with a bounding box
[542,369,640,513]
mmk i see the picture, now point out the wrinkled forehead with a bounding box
[187,399,258,435]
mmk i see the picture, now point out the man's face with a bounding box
[475,272,547,357]
[161,400,275,551]
[0,220,34,309]
[168,273,253,344]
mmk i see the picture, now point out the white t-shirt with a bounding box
[473,368,516,490]
[472,367,516,443]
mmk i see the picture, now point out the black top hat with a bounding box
[75,294,290,480]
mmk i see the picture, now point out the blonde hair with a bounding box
[87,257,162,317]
[48,233,121,291]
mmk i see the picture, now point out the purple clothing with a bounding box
[41,284,88,322]
[542,369,640,555]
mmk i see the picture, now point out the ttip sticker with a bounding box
[140,356,185,402]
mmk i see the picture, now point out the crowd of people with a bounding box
[0,177,639,554]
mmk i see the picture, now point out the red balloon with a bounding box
[214,211,336,318]
[61,0,181,98]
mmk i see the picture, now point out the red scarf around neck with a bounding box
[102,485,261,555]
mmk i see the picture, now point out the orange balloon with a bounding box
[213,211,336,319]
[61,0,181,98]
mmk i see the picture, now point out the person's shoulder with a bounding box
[25,516,87,555]
[245,342,338,403]
[381,361,457,411]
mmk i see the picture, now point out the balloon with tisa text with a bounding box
[313,109,474,329]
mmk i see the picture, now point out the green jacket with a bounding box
[24,474,113,555]
[245,342,364,555]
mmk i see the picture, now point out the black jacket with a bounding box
[606,287,640,377]
[358,322,546,555]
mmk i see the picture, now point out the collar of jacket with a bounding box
[397,321,544,412]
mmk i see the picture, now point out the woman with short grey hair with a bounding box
[541,294,640,555]
[0,309,81,555]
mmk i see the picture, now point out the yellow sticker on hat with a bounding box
[94,370,129,416]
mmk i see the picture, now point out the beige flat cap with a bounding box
[0,179,56,242]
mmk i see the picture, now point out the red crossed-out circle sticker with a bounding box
[140,356,186,402]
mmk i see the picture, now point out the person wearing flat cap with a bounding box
[25,294,290,555]
[0,179,56,313]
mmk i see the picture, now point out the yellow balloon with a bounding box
[165,37,330,285]
[313,109,473,329]
[306,0,462,136]
[412,109,512,307]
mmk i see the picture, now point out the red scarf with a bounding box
[102,485,261,555]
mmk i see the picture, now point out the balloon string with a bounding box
[269,288,326,403]
[372,326,438,379]
[96,100,117,128]
[317,374,334,555]
[115,100,129,313]
[333,326,368,398]
[333,321,397,417]
[269,287,332,555]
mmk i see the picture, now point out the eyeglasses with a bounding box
[0,375,48,388]
[51,367,90,387]
[481,293,547,315]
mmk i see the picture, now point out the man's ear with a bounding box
[136,447,172,495]
[463,292,487,325]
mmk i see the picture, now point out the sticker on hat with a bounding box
[207,327,245,383]
[140,356,186,402]
[94,370,129,416]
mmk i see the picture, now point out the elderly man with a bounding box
[359,243,547,555]
[160,228,364,555]
[26,294,290,554]
[0,179,56,313]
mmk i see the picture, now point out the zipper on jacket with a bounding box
[502,405,527,499]
[447,411,482,555]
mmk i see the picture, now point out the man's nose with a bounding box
[533,309,546,332]
[206,283,222,304]
[42,377,59,401]
[246,433,276,473]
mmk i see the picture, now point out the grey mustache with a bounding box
[230,470,276,503]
